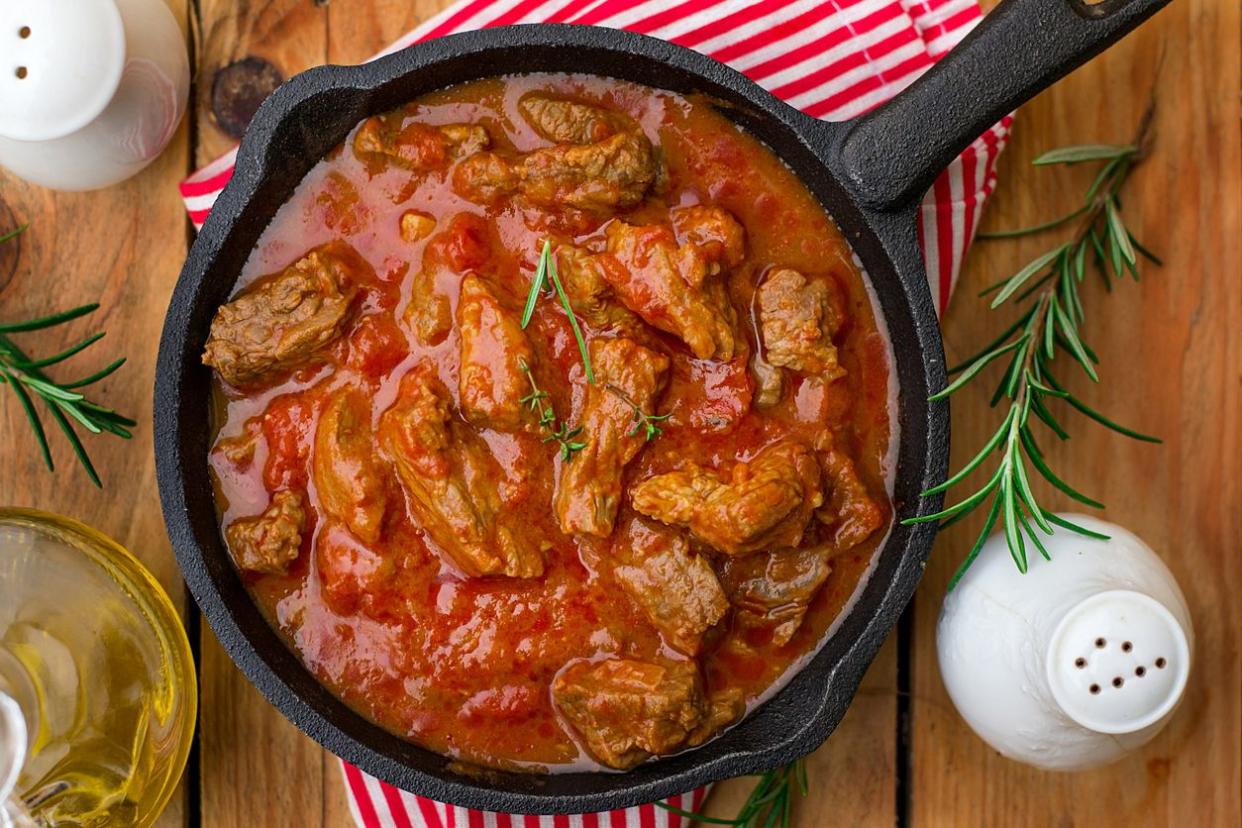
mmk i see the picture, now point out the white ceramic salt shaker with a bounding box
[937,514,1192,770]
[0,0,189,190]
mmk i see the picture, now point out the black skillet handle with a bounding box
[838,0,1173,213]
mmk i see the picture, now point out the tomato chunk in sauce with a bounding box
[206,74,893,773]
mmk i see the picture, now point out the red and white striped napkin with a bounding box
[181,0,1010,824]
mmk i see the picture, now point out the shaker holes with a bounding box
[15,67,27,79]
[1095,638,1106,648]
[1089,684,1101,695]
[19,26,31,38]
[1122,641,1133,652]
[1136,666,1147,677]
[1156,657,1167,669]
[1112,677,1124,688]
[1074,657,1087,668]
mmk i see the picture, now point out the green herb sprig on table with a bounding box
[0,226,136,486]
[658,759,808,827]
[904,109,1162,588]
[521,239,594,383]
[518,357,586,462]
[604,382,671,443]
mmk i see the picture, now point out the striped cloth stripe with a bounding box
[180,1,1009,823]
[342,758,711,828]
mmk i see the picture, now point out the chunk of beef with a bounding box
[688,687,746,747]
[611,518,727,655]
[457,274,535,431]
[353,114,489,171]
[751,354,785,409]
[755,268,845,404]
[405,267,453,347]
[556,244,641,331]
[313,388,387,543]
[454,131,657,214]
[630,441,823,555]
[225,490,306,575]
[519,95,629,144]
[672,205,746,269]
[379,366,543,578]
[554,338,670,537]
[203,243,362,387]
[720,544,833,646]
[600,209,743,360]
[818,447,885,552]
[523,130,657,213]
[552,658,705,769]
[451,151,520,204]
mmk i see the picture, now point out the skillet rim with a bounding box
[154,23,948,814]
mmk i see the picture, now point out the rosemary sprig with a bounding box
[518,357,586,461]
[904,109,1162,589]
[521,239,594,383]
[0,225,26,245]
[0,227,136,486]
[657,759,808,827]
[604,382,671,442]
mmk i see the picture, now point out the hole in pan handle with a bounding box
[836,0,1174,214]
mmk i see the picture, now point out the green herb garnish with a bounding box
[657,758,808,827]
[521,240,594,383]
[904,107,1162,589]
[519,357,586,461]
[605,382,671,442]
[0,226,136,486]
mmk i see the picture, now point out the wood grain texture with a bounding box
[0,6,193,828]
[910,0,1242,825]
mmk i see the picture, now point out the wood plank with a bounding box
[0,5,193,826]
[910,0,1242,825]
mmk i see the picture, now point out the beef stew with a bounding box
[205,73,893,773]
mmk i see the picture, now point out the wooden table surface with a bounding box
[0,1,1237,825]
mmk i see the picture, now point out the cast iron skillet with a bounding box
[155,0,1170,814]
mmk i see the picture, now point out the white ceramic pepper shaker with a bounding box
[0,0,189,190]
[937,514,1192,770]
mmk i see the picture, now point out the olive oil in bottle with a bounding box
[0,510,195,828]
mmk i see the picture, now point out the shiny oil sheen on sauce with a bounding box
[209,74,894,772]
